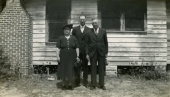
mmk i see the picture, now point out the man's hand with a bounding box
[76,57,80,62]
[105,54,108,58]
[86,55,90,61]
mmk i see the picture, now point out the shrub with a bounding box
[128,65,169,81]
[0,47,11,78]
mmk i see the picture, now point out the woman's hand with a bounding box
[76,57,80,62]
[57,57,60,62]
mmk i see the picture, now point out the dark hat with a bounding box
[62,24,73,30]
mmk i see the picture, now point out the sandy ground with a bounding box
[0,74,170,97]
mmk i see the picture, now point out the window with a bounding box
[46,0,71,42]
[98,0,146,31]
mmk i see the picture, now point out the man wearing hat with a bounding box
[85,19,108,90]
[72,15,90,87]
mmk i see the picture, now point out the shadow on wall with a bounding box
[0,0,6,12]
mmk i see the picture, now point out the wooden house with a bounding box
[0,0,169,75]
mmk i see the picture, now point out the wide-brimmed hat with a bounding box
[62,24,73,30]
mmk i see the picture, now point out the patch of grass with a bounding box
[142,69,169,81]
[0,47,19,80]
[0,47,11,78]
[126,65,169,81]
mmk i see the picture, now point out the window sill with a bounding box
[106,30,147,35]
[45,42,56,46]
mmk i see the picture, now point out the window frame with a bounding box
[46,0,71,42]
[98,0,147,32]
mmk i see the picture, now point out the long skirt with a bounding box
[57,48,76,86]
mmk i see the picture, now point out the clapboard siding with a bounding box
[108,47,167,52]
[147,16,166,20]
[147,11,166,16]
[33,29,46,34]
[33,61,57,65]
[167,1,170,64]
[32,51,167,57]
[108,62,167,66]
[71,15,98,20]
[24,0,54,65]
[108,43,167,47]
[31,47,166,53]
[147,30,166,33]
[104,0,167,66]
[145,0,167,65]
[107,33,167,38]
[108,38,167,42]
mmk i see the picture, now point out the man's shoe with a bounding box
[83,81,88,88]
[68,86,74,90]
[61,86,65,90]
[99,86,106,90]
[90,86,96,90]
[83,84,88,88]
[75,84,80,87]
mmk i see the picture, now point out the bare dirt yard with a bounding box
[0,74,170,97]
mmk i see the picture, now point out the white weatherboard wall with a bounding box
[25,0,58,66]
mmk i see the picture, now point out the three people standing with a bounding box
[56,16,108,90]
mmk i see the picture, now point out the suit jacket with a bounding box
[72,25,90,54]
[85,28,108,57]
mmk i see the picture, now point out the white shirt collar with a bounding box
[80,25,85,33]
[65,35,70,39]
[94,27,99,33]
[80,25,85,28]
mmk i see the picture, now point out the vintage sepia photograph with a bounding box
[0,0,170,97]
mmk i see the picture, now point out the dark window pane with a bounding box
[99,0,121,30]
[98,0,146,31]
[46,0,71,42]
[102,18,120,30]
[48,22,65,42]
[125,0,146,31]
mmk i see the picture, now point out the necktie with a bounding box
[81,27,84,33]
[94,29,97,35]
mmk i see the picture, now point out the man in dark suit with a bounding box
[85,18,108,90]
[72,15,90,87]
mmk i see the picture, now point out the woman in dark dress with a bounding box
[56,24,80,90]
